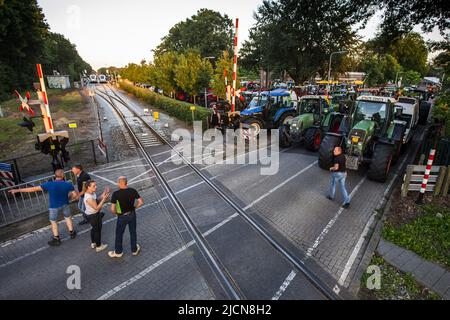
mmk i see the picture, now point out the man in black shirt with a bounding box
[327,147,351,208]
[71,165,91,225]
[108,176,143,258]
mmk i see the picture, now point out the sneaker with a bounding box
[48,236,61,246]
[132,244,141,256]
[96,244,108,253]
[326,196,334,201]
[343,203,351,209]
[91,243,96,249]
[70,230,77,239]
[108,251,123,258]
[78,219,89,226]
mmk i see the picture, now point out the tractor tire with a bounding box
[304,127,323,151]
[318,135,342,170]
[244,118,264,137]
[367,144,394,183]
[279,125,292,148]
[278,112,296,128]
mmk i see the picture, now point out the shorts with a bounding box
[49,205,72,222]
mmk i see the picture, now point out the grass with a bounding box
[0,89,84,159]
[360,254,441,300]
[382,204,450,268]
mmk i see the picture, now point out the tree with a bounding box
[154,9,233,59]
[152,52,178,94]
[390,33,428,75]
[174,50,213,103]
[359,52,401,86]
[240,0,375,83]
[401,70,421,86]
[0,0,48,98]
[211,51,238,100]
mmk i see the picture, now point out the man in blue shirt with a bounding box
[9,169,80,246]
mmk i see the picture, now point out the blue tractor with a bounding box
[240,89,297,136]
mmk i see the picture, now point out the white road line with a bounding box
[128,169,153,183]
[246,161,318,209]
[93,165,150,174]
[272,270,297,300]
[88,173,116,185]
[336,152,411,288]
[305,176,367,258]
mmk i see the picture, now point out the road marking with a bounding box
[305,176,367,258]
[88,173,117,185]
[245,161,318,209]
[336,152,411,287]
[272,270,297,300]
[128,169,153,183]
[93,165,150,174]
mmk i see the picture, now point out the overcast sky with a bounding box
[37,0,443,70]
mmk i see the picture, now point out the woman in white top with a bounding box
[84,180,110,252]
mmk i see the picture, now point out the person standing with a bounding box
[108,176,143,258]
[327,147,351,208]
[84,180,110,252]
[71,164,91,225]
[9,169,79,246]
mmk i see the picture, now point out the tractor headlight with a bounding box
[292,123,297,127]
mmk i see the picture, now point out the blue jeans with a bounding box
[328,172,350,204]
[114,211,137,254]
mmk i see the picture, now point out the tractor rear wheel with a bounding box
[367,144,394,182]
[318,135,342,169]
[304,127,323,151]
[279,125,292,148]
[244,118,264,137]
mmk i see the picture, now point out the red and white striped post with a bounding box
[416,149,436,204]
[231,18,239,113]
[36,64,54,134]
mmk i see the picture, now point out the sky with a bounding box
[37,0,444,70]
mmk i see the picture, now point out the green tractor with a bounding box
[318,96,406,182]
[279,95,349,150]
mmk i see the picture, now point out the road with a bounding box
[0,84,421,299]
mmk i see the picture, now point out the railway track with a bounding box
[95,84,341,300]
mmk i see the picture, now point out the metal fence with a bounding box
[0,171,75,227]
[418,135,450,167]
[1,140,108,181]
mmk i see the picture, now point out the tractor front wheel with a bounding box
[279,125,292,148]
[318,135,342,169]
[304,127,323,151]
[367,144,394,182]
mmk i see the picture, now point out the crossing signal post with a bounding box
[16,64,71,172]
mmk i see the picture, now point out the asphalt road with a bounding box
[0,85,422,300]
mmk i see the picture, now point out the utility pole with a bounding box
[327,51,347,92]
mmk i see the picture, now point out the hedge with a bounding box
[119,80,212,128]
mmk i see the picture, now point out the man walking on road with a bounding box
[327,146,351,208]
[71,164,91,225]
[108,176,143,258]
[9,169,79,246]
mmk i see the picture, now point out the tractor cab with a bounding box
[240,89,297,136]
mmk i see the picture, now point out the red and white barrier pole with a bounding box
[36,64,54,134]
[416,149,436,204]
[231,18,239,113]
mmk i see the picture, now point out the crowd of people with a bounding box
[9,165,143,258]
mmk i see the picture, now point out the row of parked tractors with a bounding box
[209,89,432,183]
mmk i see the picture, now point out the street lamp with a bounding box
[327,50,348,91]
[204,57,216,108]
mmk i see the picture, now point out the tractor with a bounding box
[240,89,298,137]
[279,95,348,150]
[318,95,407,182]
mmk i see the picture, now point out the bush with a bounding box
[432,98,450,137]
[119,80,212,128]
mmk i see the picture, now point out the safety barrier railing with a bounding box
[0,170,74,228]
